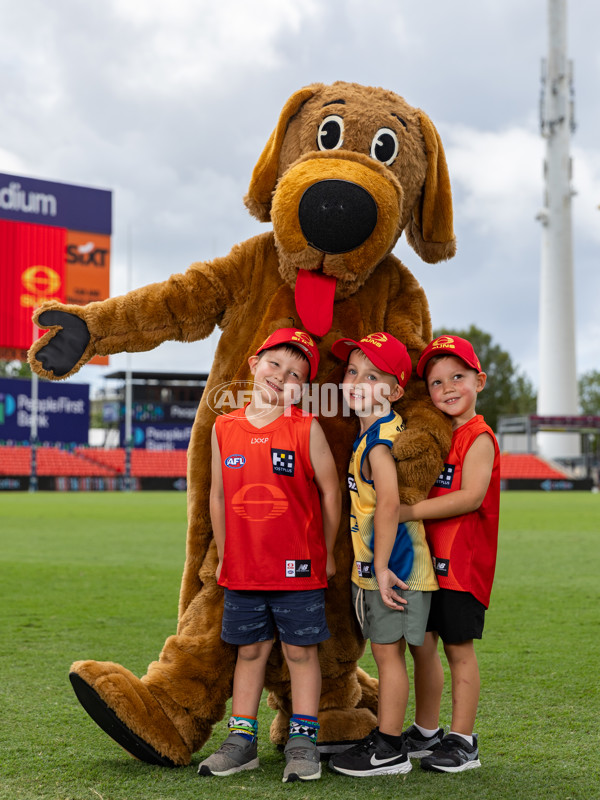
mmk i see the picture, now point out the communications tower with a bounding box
[537,0,580,458]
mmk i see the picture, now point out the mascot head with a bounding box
[244,81,456,335]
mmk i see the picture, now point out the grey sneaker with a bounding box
[282,737,322,782]
[400,724,445,758]
[197,732,259,776]
[420,733,480,772]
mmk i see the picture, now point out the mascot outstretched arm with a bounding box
[29,82,454,767]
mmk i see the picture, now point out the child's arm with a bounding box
[209,424,226,581]
[397,432,495,523]
[369,444,409,611]
[309,419,341,580]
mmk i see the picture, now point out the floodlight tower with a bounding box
[537,0,580,459]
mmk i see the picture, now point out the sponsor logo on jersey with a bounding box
[432,556,449,576]
[434,463,455,489]
[251,437,270,444]
[348,474,358,492]
[286,559,312,578]
[232,483,288,520]
[224,454,246,469]
[272,448,295,476]
[356,561,373,579]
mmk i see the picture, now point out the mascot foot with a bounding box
[69,673,178,767]
[69,660,196,767]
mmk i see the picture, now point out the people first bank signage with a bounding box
[0,376,89,445]
[0,172,112,363]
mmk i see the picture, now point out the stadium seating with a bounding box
[500,453,567,480]
[0,445,566,481]
[0,446,31,475]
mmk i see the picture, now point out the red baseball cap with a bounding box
[331,332,412,388]
[417,334,482,377]
[255,328,320,380]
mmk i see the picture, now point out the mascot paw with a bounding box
[35,309,91,377]
[69,661,192,767]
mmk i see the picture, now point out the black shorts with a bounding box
[426,588,486,643]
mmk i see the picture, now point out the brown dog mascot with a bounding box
[28,81,455,767]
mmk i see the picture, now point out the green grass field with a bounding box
[1,491,599,800]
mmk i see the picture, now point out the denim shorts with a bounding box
[221,588,330,646]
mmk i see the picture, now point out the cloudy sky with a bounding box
[2,0,599,392]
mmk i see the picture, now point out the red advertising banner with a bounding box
[0,219,66,351]
[0,172,112,364]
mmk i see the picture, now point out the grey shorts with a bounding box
[352,583,433,646]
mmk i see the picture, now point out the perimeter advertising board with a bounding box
[0,172,112,363]
[0,376,89,445]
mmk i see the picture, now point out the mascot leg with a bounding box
[69,584,236,767]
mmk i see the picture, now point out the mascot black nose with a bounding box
[298,179,378,254]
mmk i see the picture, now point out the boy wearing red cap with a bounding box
[328,333,439,778]
[397,334,500,773]
[198,329,340,783]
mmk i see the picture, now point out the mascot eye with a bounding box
[370,127,399,166]
[317,115,344,151]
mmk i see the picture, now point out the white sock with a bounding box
[449,730,473,746]
[414,723,440,738]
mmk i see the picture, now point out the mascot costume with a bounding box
[28,82,455,767]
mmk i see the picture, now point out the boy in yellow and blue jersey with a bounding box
[328,332,440,778]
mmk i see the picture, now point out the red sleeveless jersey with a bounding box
[425,415,500,608]
[215,406,327,590]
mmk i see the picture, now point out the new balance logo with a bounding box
[433,556,449,576]
[285,559,311,578]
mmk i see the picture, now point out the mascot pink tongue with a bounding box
[294,269,337,336]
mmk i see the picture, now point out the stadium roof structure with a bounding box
[104,371,209,383]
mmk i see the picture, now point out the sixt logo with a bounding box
[225,454,246,469]
[66,241,109,267]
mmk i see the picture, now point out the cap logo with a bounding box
[361,332,388,349]
[292,331,315,347]
[432,335,455,350]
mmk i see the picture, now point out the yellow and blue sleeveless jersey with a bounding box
[348,411,438,592]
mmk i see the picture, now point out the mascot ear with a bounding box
[405,110,457,264]
[244,86,316,222]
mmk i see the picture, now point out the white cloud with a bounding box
[106,0,321,96]
[444,124,544,236]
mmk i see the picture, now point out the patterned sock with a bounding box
[228,715,258,742]
[289,714,320,744]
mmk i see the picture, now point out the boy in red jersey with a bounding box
[198,329,340,783]
[396,335,500,773]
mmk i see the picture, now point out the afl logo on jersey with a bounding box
[225,454,246,469]
[232,483,289,521]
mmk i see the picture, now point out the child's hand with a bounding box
[376,568,408,611]
[326,552,336,580]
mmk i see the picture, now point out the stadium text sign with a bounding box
[0,377,89,445]
[0,172,111,362]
